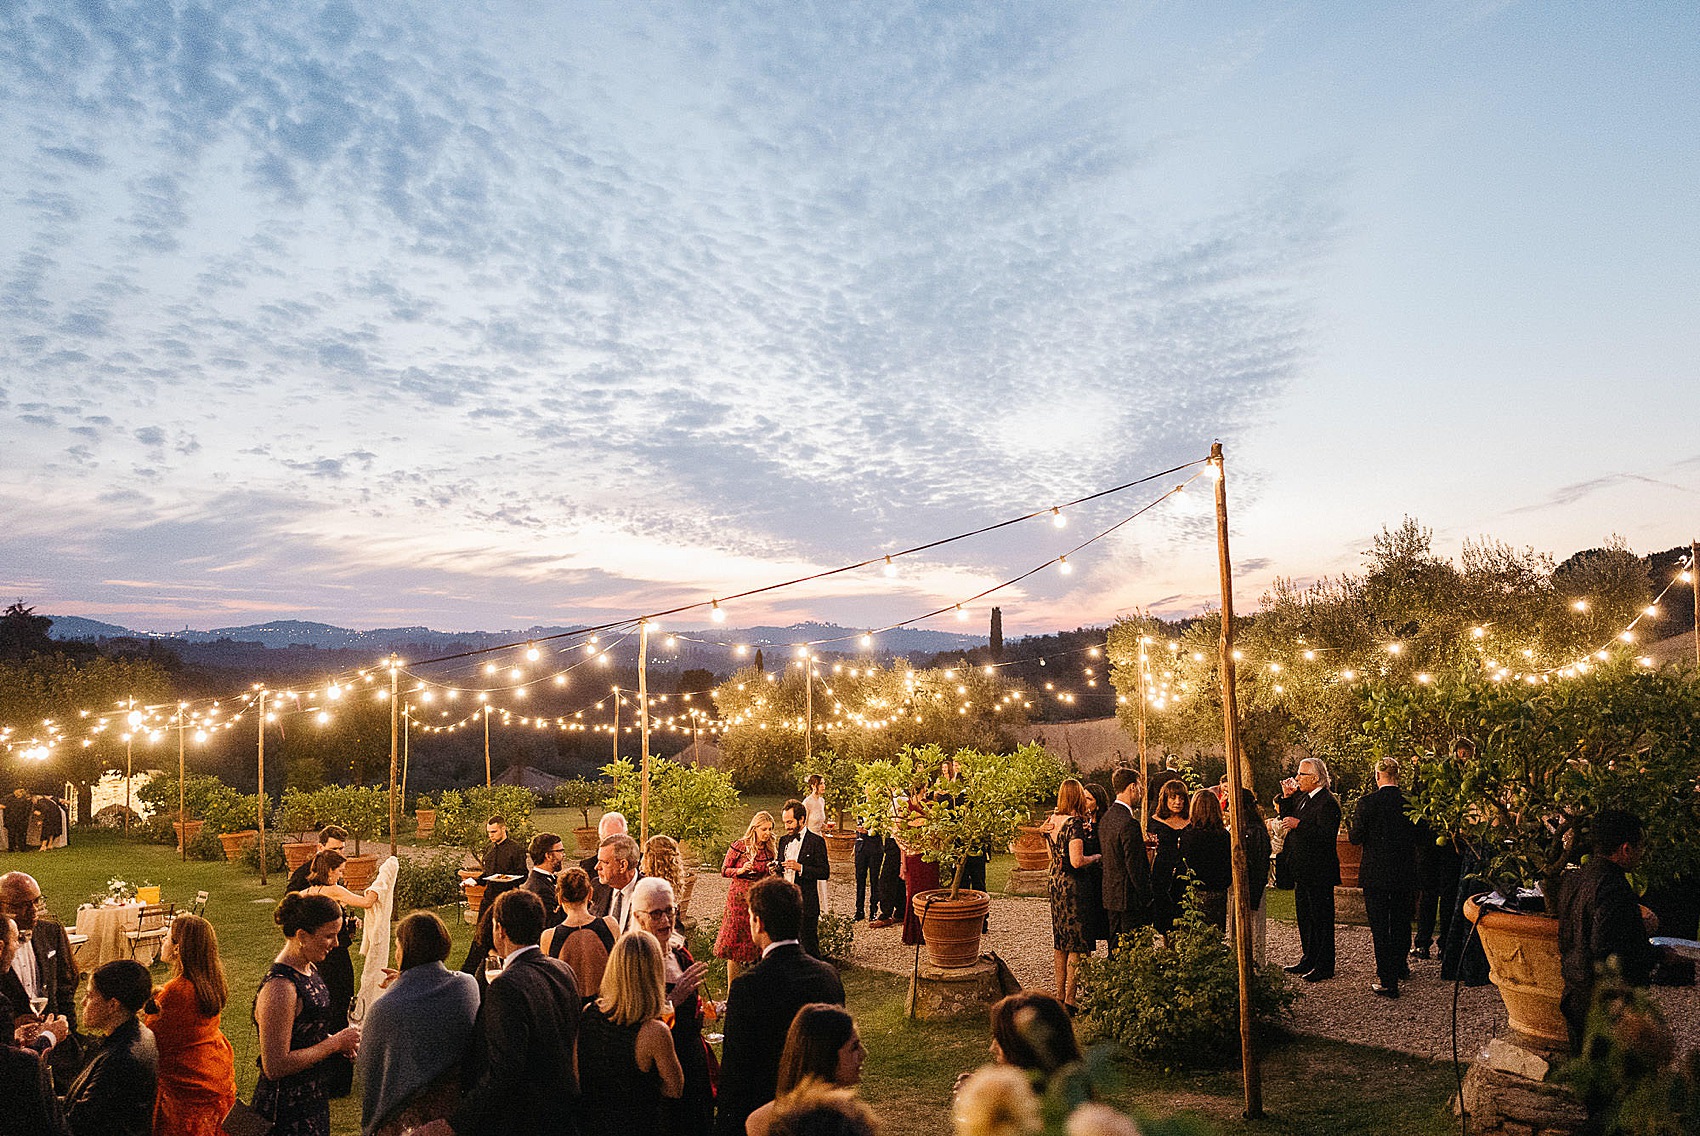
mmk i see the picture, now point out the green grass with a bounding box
[16,832,1439,1136]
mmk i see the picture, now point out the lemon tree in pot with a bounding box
[792,750,861,864]
[1368,664,1700,1045]
[894,744,1032,968]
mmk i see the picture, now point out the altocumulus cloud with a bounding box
[0,0,1336,628]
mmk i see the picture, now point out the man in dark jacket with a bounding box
[3,789,31,854]
[460,816,530,976]
[1278,758,1342,982]
[418,889,582,1136]
[778,800,831,957]
[522,832,565,928]
[714,877,845,1136]
[285,825,348,894]
[0,872,82,1080]
[1557,809,1662,1055]
[1100,767,1153,952]
[1350,758,1419,997]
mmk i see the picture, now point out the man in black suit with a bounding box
[0,872,81,1078]
[3,789,31,854]
[1557,808,1662,1055]
[416,889,582,1136]
[713,877,845,1136]
[523,832,565,928]
[1350,757,1419,997]
[460,816,530,975]
[1099,767,1153,953]
[580,811,627,915]
[1278,758,1342,982]
[777,799,831,957]
[285,825,347,894]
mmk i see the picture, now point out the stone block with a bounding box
[1005,868,1048,897]
[1459,1041,1586,1136]
[1483,1037,1550,1082]
[1334,886,1367,925]
[907,958,1003,1021]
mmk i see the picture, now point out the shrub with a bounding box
[549,779,603,829]
[1076,882,1295,1067]
[790,750,860,831]
[393,849,468,913]
[185,826,224,861]
[204,792,268,838]
[433,785,539,849]
[240,833,286,874]
[817,912,855,963]
[136,774,231,843]
[314,785,391,855]
[684,914,728,997]
[601,757,740,850]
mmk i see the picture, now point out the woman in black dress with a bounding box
[1149,777,1191,938]
[627,877,714,1136]
[253,894,361,1136]
[1079,784,1112,947]
[577,930,684,1136]
[1180,790,1233,929]
[1041,779,1095,1009]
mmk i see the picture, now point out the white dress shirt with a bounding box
[12,933,41,998]
[779,833,804,884]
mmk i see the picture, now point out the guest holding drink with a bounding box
[254,893,361,1136]
[578,930,685,1136]
[1039,779,1095,1009]
[717,811,778,984]
[144,914,236,1136]
[301,848,378,1096]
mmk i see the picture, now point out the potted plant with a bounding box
[600,757,740,865]
[414,794,437,839]
[206,789,266,861]
[553,779,603,853]
[279,787,325,871]
[320,785,390,891]
[1004,743,1065,871]
[898,745,1032,968]
[1374,665,1700,1046]
[792,751,861,865]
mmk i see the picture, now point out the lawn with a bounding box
[11,830,1457,1135]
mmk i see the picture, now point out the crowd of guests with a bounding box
[4,787,70,853]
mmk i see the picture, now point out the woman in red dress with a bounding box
[715,810,777,983]
[144,913,237,1136]
[899,783,941,946]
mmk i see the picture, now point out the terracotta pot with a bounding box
[218,830,258,861]
[824,832,857,866]
[913,889,993,968]
[573,825,598,854]
[172,820,205,852]
[1010,825,1051,872]
[415,809,436,838]
[460,869,485,924]
[283,841,320,872]
[342,853,379,892]
[1336,833,1361,889]
[1464,894,1565,1046]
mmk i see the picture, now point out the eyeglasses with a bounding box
[635,906,677,920]
[1297,772,1317,780]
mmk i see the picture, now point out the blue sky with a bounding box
[2,1,1695,636]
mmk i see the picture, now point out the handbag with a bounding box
[222,1100,274,1136]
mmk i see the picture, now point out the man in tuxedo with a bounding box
[460,817,529,975]
[415,889,581,1136]
[4,789,31,854]
[524,832,566,928]
[713,877,844,1136]
[593,834,643,932]
[580,812,627,911]
[778,800,831,957]
[1099,767,1153,953]
[1351,758,1419,997]
[1279,759,1342,982]
[286,825,347,893]
[0,872,81,1079]
[1558,808,1662,1055]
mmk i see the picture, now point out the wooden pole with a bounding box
[400,704,410,807]
[256,688,268,886]
[124,698,135,836]
[388,657,400,859]
[1691,541,1698,671]
[612,688,620,766]
[483,703,492,788]
[805,656,814,762]
[178,707,187,862]
[1137,634,1150,835]
[639,623,651,846]
[1212,440,1262,1119]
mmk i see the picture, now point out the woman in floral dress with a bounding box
[715,811,777,984]
[253,893,361,1136]
[1041,779,1094,1008]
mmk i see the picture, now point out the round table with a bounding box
[73,902,145,969]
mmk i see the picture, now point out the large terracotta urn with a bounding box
[414,809,436,838]
[573,825,598,854]
[173,820,205,852]
[913,889,993,968]
[1464,894,1566,1047]
[218,829,258,861]
[1010,826,1051,872]
[283,841,319,872]
[1336,833,1362,889]
[342,853,379,892]
[460,869,486,924]
[824,831,857,867]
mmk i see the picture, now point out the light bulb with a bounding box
[1051,507,1066,528]
[526,643,540,661]
[1572,600,1588,612]
[955,605,968,621]
[711,601,726,623]
[1058,556,1072,575]
[883,556,897,577]
[860,635,873,649]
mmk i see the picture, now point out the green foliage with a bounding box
[240,833,286,874]
[886,745,1037,898]
[791,749,860,828]
[185,826,224,861]
[852,751,918,833]
[1077,882,1296,1066]
[548,778,603,827]
[601,757,740,848]
[0,654,174,793]
[278,787,324,839]
[136,774,232,844]
[393,849,468,913]
[1560,968,1700,1135]
[314,785,391,854]
[204,791,268,838]
[432,785,538,849]
[1369,665,1700,897]
[817,911,855,963]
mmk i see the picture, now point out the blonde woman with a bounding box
[1039,779,1093,1008]
[577,930,684,1135]
[642,834,684,896]
[716,811,777,983]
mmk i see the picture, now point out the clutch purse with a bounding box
[222,1099,275,1136]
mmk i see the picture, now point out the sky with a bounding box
[2,1,1696,639]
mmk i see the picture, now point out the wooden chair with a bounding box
[126,903,174,962]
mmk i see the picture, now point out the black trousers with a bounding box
[854,835,881,918]
[1413,871,1459,953]
[1364,887,1413,986]
[958,854,987,894]
[876,837,904,920]
[1293,877,1336,975]
[1106,908,1150,955]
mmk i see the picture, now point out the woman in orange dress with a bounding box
[144,912,237,1136]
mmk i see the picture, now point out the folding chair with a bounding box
[188,891,209,918]
[125,903,174,962]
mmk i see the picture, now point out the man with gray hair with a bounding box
[1278,757,1342,982]
[592,833,643,931]
[1350,757,1418,997]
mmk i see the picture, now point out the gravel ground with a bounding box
[687,869,1700,1062]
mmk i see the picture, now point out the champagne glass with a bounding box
[29,995,48,1017]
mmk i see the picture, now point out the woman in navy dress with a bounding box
[253,894,360,1136]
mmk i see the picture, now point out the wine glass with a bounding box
[28,995,48,1017]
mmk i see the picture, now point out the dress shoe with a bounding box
[1370,982,1399,998]
[869,918,899,929]
[1282,963,1312,976]
[1408,946,1430,960]
[1301,970,1334,983]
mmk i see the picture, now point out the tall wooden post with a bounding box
[483,704,492,788]
[256,688,268,885]
[400,705,411,806]
[805,654,815,762]
[178,706,187,862]
[639,622,651,845]
[1691,541,1698,670]
[1137,635,1150,834]
[1212,441,1262,1118]
[611,688,620,765]
[124,699,136,836]
[388,657,400,858]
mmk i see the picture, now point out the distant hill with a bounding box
[43,615,137,640]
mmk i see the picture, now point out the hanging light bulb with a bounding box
[526,642,540,661]
[711,601,726,623]
[1057,556,1072,575]
[860,634,874,649]
[955,605,969,621]
[1051,507,1066,528]
[883,556,897,577]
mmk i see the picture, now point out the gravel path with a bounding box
[687,870,1700,1061]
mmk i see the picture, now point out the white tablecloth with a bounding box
[73,902,145,969]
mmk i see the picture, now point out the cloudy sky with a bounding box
[3,1,1695,638]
